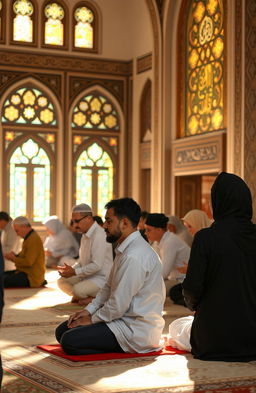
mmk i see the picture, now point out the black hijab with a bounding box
[211,172,256,254]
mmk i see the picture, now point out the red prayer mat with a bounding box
[37,344,187,362]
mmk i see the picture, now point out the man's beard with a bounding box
[105,230,122,244]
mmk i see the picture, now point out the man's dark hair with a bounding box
[93,215,104,226]
[0,212,10,222]
[105,198,141,228]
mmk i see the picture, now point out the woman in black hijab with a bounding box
[168,172,256,361]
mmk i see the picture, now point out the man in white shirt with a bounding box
[57,204,113,305]
[55,198,165,355]
[0,212,22,271]
[145,213,191,296]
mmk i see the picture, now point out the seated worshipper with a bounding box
[43,216,79,268]
[145,213,190,302]
[69,219,82,247]
[55,197,165,355]
[0,211,22,271]
[168,172,256,361]
[4,216,46,288]
[182,209,212,237]
[167,215,193,247]
[0,242,4,387]
[57,203,113,305]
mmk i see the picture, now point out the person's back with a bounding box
[183,172,256,361]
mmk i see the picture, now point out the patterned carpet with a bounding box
[2,270,256,393]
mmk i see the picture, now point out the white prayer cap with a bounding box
[13,216,31,226]
[72,203,92,214]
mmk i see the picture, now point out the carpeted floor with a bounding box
[2,270,256,393]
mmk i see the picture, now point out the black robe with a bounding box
[182,172,256,361]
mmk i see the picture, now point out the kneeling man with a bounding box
[55,198,165,354]
[4,216,46,288]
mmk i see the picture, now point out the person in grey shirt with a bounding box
[55,198,165,355]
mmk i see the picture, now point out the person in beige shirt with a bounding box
[4,216,46,288]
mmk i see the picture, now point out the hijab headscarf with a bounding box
[43,216,64,235]
[211,172,256,254]
[211,172,252,220]
[182,209,211,234]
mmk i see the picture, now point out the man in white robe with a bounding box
[55,198,165,354]
[57,203,113,305]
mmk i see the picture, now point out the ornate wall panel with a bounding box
[172,132,226,175]
[69,76,125,107]
[244,0,256,216]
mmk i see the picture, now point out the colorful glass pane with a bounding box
[44,3,64,45]
[76,143,113,217]
[72,94,119,130]
[74,6,93,48]
[13,0,33,42]
[98,167,113,218]
[9,140,51,222]
[184,0,224,136]
[2,87,57,126]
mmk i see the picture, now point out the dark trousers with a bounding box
[3,270,30,288]
[55,320,124,355]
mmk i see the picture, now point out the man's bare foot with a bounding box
[71,296,79,303]
[78,296,94,306]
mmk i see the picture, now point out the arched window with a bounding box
[43,2,65,46]
[76,142,113,216]
[74,4,95,49]
[2,83,58,224]
[9,138,51,222]
[72,91,120,216]
[179,0,225,137]
[12,0,34,43]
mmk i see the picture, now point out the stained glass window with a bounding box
[72,94,120,130]
[74,6,94,48]
[184,0,224,136]
[13,0,34,42]
[44,2,64,46]
[9,139,50,222]
[76,143,113,217]
[2,87,57,126]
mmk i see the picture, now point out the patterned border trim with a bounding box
[137,53,152,74]
[0,50,133,76]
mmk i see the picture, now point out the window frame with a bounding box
[41,0,68,50]
[10,0,38,47]
[72,1,99,53]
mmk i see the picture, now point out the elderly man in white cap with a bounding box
[57,203,113,305]
[4,216,46,288]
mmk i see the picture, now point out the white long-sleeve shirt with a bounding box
[1,220,22,271]
[158,231,191,281]
[73,221,113,288]
[86,231,165,353]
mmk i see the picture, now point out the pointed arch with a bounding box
[0,76,63,221]
[67,85,125,215]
